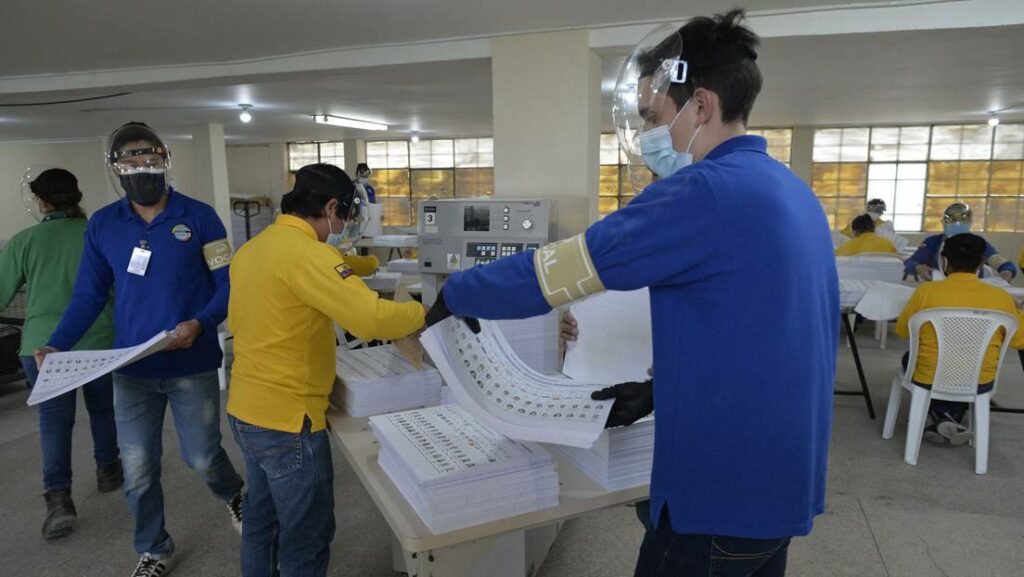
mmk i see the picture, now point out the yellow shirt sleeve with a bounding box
[895,287,925,339]
[290,248,424,341]
[343,253,380,277]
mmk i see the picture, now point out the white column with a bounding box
[191,123,233,240]
[492,30,601,238]
[790,125,815,186]
[344,139,361,177]
[267,142,289,207]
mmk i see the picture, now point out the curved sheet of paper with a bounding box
[27,331,173,406]
[564,289,652,385]
[420,317,612,448]
[853,282,916,321]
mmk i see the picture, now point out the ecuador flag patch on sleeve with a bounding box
[335,263,354,279]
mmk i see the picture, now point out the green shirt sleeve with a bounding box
[0,236,26,311]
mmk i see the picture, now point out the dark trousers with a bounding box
[634,508,791,577]
[900,352,992,422]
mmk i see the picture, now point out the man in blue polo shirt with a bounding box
[904,201,1016,282]
[37,122,244,577]
[426,11,836,577]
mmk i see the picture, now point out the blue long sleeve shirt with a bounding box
[442,136,838,539]
[49,189,230,378]
[903,233,1015,278]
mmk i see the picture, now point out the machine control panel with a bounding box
[418,199,553,272]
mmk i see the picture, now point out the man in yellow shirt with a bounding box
[226,164,425,577]
[896,233,1024,445]
[834,214,898,256]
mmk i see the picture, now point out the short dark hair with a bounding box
[851,214,875,235]
[941,233,986,273]
[356,163,371,174]
[30,168,86,219]
[637,9,761,123]
[282,163,355,219]
[110,122,162,151]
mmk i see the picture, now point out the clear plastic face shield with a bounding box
[613,24,687,190]
[866,199,886,217]
[328,185,369,251]
[20,164,58,222]
[942,202,972,236]
[105,124,172,205]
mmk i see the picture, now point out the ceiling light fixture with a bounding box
[313,114,387,131]
[239,104,252,123]
[987,113,1000,127]
[410,133,421,143]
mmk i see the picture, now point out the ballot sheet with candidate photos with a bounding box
[420,317,612,448]
[27,331,173,406]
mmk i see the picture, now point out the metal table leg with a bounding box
[836,313,877,419]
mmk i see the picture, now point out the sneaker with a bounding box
[937,420,972,446]
[922,424,947,445]
[226,487,245,534]
[97,459,125,493]
[129,553,174,577]
[42,489,77,539]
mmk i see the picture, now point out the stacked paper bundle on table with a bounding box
[370,405,560,533]
[550,416,654,491]
[385,258,419,274]
[494,311,561,374]
[333,345,442,417]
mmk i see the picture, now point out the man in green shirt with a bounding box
[0,168,122,539]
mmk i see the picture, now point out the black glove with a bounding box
[591,379,654,428]
[425,289,481,333]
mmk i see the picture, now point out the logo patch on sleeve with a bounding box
[202,239,233,271]
[335,263,354,279]
[171,224,193,242]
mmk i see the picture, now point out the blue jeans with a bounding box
[634,508,791,577]
[114,370,243,558]
[229,415,335,577]
[21,356,119,491]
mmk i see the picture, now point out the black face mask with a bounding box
[119,173,167,206]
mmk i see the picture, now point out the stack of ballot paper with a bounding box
[551,416,655,491]
[333,345,442,417]
[371,405,560,534]
[494,310,560,374]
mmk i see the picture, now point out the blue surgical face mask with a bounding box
[944,222,970,237]
[638,101,703,178]
[326,214,346,248]
[357,177,369,185]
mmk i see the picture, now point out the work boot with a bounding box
[97,459,125,493]
[42,488,77,539]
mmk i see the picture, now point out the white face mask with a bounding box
[638,101,703,178]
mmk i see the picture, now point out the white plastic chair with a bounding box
[882,308,1018,474]
[217,327,230,390]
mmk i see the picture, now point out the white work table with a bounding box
[326,409,648,576]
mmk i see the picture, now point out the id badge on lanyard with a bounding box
[128,240,152,276]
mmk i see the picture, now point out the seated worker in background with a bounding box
[0,168,122,539]
[226,163,425,577]
[840,198,892,237]
[355,162,376,203]
[896,233,1024,445]
[835,214,898,256]
[904,202,1016,282]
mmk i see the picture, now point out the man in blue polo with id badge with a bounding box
[37,122,245,577]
